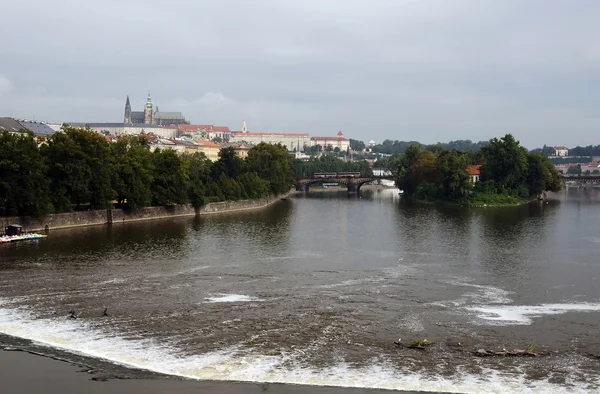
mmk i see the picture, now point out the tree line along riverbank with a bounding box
[386,134,562,206]
[0,126,297,219]
[0,126,381,220]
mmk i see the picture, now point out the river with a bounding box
[1,188,600,392]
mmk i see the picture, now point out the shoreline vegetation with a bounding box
[387,134,562,207]
[1,125,295,220]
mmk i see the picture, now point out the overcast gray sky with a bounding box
[1,0,599,147]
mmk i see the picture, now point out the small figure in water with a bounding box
[67,310,77,319]
[102,308,108,317]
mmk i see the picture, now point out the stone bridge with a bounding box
[295,176,395,193]
[560,174,600,185]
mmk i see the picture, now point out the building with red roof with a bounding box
[466,165,481,183]
[311,130,350,152]
[229,121,310,152]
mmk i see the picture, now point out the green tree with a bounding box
[211,147,244,180]
[349,139,366,151]
[0,131,51,218]
[437,150,472,201]
[566,164,582,175]
[388,145,423,196]
[111,136,154,209]
[42,126,114,211]
[525,153,563,197]
[185,152,212,208]
[151,149,188,205]
[479,134,528,193]
[246,143,294,195]
[237,172,270,199]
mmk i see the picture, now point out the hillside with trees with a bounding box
[0,126,294,218]
[387,134,562,206]
[370,139,489,155]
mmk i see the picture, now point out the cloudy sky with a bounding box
[1,0,599,147]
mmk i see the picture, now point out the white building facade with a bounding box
[229,131,311,152]
[311,130,350,151]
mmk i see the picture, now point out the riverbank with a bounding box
[0,191,291,233]
[0,340,430,394]
[412,194,544,208]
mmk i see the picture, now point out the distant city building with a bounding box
[553,146,569,157]
[0,117,55,139]
[229,121,310,152]
[311,130,350,152]
[167,124,231,141]
[124,94,188,126]
[68,123,177,139]
[221,141,253,158]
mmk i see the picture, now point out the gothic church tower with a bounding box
[124,95,132,124]
[144,94,154,125]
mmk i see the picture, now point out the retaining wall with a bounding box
[1,192,289,232]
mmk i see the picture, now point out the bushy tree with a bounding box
[111,136,154,209]
[185,152,212,208]
[437,150,472,201]
[0,131,51,218]
[42,126,114,211]
[246,143,294,195]
[479,134,528,193]
[151,149,188,205]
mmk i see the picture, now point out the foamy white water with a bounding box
[468,303,600,325]
[0,300,596,393]
[204,294,264,303]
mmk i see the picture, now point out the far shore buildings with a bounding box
[553,146,569,157]
[0,117,56,139]
[124,94,188,126]
[311,130,350,152]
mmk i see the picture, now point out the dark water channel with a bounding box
[1,188,599,392]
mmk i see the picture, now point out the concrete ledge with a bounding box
[1,191,290,232]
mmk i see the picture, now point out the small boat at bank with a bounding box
[0,233,47,244]
[0,224,47,244]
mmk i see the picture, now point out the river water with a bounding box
[1,188,600,393]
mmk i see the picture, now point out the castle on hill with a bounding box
[124,94,189,126]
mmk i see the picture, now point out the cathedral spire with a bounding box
[124,95,132,124]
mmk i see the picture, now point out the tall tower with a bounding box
[144,93,154,125]
[124,95,132,124]
[242,120,247,133]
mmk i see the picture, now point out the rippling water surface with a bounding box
[1,188,600,392]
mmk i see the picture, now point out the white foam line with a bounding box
[467,302,600,325]
[0,301,597,393]
[204,294,263,303]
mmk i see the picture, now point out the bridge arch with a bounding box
[295,176,395,193]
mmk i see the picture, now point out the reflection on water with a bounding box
[1,188,600,392]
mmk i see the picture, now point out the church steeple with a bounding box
[144,93,154,124]
[124,95,132,124]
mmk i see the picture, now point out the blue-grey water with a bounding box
[1,187,600,392]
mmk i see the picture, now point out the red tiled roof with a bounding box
[173,124,231,132]
[337,130,344,136]
[194,139,220,147]
[553,146,568,150]
[466,165,481,175]
[231,131,309,137]
[311,136,349,141]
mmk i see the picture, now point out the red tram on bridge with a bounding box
[313,172,361,178]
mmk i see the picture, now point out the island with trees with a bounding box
[387,134,562,206]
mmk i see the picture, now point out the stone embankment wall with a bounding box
[1,192,289,232]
